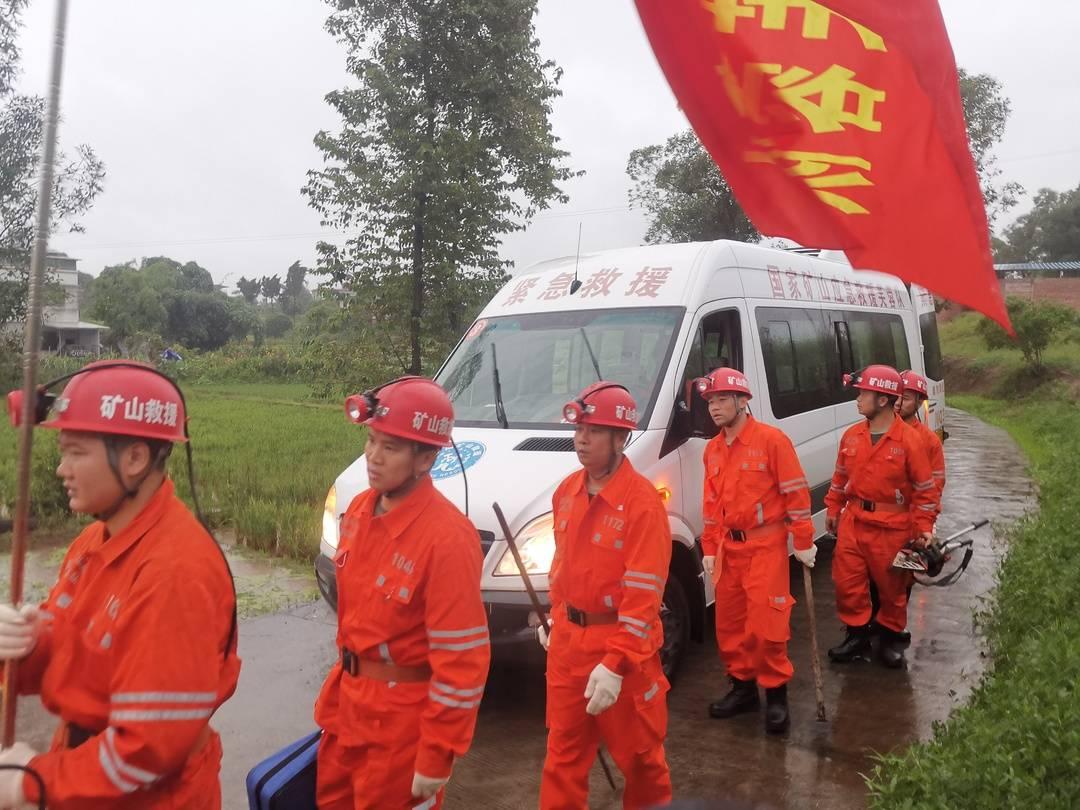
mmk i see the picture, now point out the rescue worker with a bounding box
[314,376,490,810]
[538,381,673,810]
[868,369,948,638]
[697,368,815,734]
[897,370,946,508]
[825,365,938,669]
[0,360,240,808]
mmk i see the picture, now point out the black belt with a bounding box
[565,604,618,627]
[66,722,96,749]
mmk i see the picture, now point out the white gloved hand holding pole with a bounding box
[536,620,553,651]
[411,770,450,800]
[702,556,715,578]
[793,544,818,569]
[584,663,622,716]
[0,605,40,661]
[0,741,37,809]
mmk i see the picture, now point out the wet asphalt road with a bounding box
[14,408,1036,808]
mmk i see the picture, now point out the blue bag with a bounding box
[245,731,321,810]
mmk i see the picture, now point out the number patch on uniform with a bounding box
[602,515,625,531]
[392,552,416,575]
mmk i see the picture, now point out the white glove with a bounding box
[584,663,622,716]
[411,770,450,800]
[793,544,818,569]
[536,620,552,651]
[0,741,37,809]
[702,556,715,577]
[0,605,39,661]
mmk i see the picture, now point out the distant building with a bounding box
[1,253,108,355]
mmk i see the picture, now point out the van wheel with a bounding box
[660,575,691,685]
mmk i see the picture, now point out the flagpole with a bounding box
[3,0,70,748]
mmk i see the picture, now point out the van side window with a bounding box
[662,309,741,455]
[757,307,832,418]
[829,310,911,373]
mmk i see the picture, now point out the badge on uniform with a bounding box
[246,731,321,810]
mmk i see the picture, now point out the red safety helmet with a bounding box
[562,381,638,430]
[6,360,188,443]
[345,376,454,447]
[899,370,929,399]
[843,364,902,396]
[695,367,752,400]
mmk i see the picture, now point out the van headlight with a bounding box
[322,485,339,549]
[495,512,556,576]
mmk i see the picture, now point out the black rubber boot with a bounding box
[828,624,872,662]
[764,685,790,734]
[870,620,911,647]
[708,677,760,719]
[878,628,908,669]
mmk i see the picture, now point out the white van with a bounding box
[314,239,945,680]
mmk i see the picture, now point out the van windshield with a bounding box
[437,307,684,429]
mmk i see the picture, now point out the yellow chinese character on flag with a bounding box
[746,147,873,214]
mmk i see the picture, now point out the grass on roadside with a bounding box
[174,385,361,559]
[2,383,361,561]
[866,392,1080,809]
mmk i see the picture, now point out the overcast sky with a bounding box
[12,0,1080,289]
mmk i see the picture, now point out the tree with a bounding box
[627,129,759,245]
[281,260,312,316]
[997,184,1080,263]
[0,98,105,326]
[237,275,261,305]
[958,69,1023,229]
[303,0,574,374]
[260,274,281,303]
[87,258,259,352]
[976,297,1078,369]
[627,68,1019,244]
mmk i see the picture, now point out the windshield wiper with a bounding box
[579,327,602,381]
[490,343,509,429]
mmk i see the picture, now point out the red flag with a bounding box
[634,0,1011,330]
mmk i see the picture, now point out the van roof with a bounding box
[485,240,914,317]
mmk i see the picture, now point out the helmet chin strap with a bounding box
[93,439,163,524]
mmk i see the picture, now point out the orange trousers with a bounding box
[540,625,671,810]
[317,710,440,810]
[832,511,914,633]
[713,534,794,689]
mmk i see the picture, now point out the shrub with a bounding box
[976,297,1078,368]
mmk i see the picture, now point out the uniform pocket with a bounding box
[632,676,670,751]
[761,594,794,643]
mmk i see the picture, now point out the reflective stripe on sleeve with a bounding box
[432,681,485,698]
[429,637,490,652]
[429,690,482,709]
[428,626,488,639]
[104,728,159,786]
[111,692,216,705]
[109,708,214,723]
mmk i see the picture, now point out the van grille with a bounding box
[514,437,576,452]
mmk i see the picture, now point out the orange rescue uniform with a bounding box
[315,476,490,810]
[540,458,672,810]
[701,415,813,689]
[908,419,946,517]
[825,418,938,633]
[15,478,240,808]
